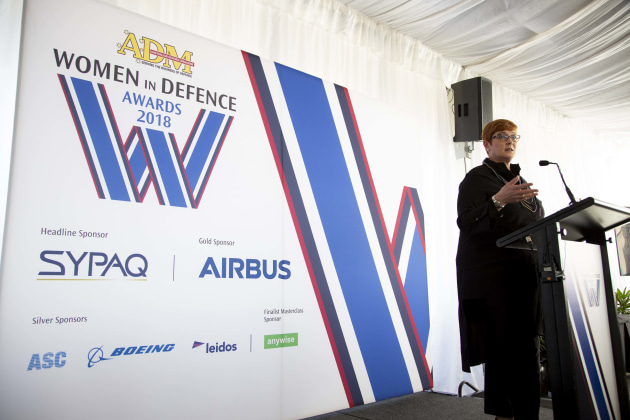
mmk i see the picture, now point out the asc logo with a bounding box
[27,352,66,371]
[117,30,194,75]
[38,251,148,279]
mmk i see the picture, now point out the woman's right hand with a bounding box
[494,176,538,205]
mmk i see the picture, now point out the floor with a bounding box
[302,391,554,420]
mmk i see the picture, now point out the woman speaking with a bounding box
[456,119,544,419]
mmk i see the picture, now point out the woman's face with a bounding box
[483,130,518,164]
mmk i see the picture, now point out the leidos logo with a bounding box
[87,344,175,368]
[38,250,148,280]
[192,340,238,354]
[27,351,66,371]
[117,30,194,75]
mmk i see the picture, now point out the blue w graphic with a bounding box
[58,75,233,208]
[243,52,432,406]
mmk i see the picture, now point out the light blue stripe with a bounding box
[405,231,430,351]
[276,63,412,400]
[146,129,187,208]
[185,112,224,192]
[72,78,129,201]
[128,137,147,190]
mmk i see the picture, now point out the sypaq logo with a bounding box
[117,30,195,75]
[37,250,148,281]
[87,343,175,368]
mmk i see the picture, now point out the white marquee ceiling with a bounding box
[335,0,630,139]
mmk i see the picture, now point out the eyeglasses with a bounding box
[492,134,521,142]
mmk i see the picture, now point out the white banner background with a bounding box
[0,0,433,418]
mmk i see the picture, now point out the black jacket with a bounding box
[456,158,544,371]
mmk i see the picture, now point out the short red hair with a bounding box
[482,119,518,143]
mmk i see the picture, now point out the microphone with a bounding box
[539,160,577,205]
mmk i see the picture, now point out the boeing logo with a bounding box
[110,344,175,356]
[88,344,175,368]
[87,346,112,368]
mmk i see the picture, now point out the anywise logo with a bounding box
[264,333,298,349]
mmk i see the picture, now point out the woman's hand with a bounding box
[494,176,538,205]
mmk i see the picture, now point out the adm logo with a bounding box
[117,30,194,75]
[87,344,175,368]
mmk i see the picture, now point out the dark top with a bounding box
[456,158,544,371]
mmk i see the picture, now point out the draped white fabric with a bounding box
[0,0,23,268]
[339,0,630,139]
[1,0,629,399]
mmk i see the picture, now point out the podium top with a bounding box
[497,197,630,247]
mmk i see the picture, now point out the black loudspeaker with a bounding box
[452,77,492,142]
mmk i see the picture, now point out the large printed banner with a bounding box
[0,0,432,419]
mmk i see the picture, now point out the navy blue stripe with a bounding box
[409,187,425,240]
